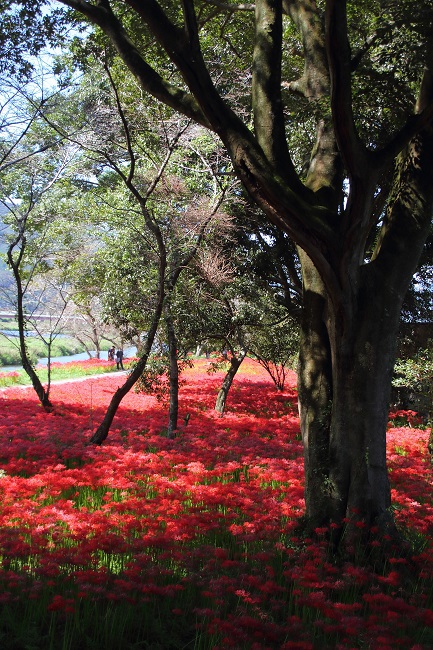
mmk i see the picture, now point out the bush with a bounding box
[249,318,299,391]
[392,348,433,421]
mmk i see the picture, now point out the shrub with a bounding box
[392,347,433,421]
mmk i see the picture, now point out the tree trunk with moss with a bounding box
[298,121,433,535]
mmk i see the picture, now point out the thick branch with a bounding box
[374,95,433,168]
[252,0,293,178]
[371,67,433,285]
[81,0,255,156]
[325,0,368,178]
[284,0,329,99]
[182,0,202,51]
[59,0,210,127]
[123,0,241,135]
[283,2,343,211]
[325,0,380,273]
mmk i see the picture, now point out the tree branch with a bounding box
[252,0,294,180]
[59,0,210,127]
[283,0,329,99]
[371,67,433,278]
[374,96,433,168]
[325,0,368,178]
[181,0,201,51]
[199,0,255,9]
[103,63,136,185]
[123,0,239,134]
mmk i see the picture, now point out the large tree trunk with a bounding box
[297,253,333,529]
[299,103,433,540]
[299,263,419,544]
[322,278,399,533]
[298,258,398,537]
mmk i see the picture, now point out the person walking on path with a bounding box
[116,349,124,370]
[108,346,116,362]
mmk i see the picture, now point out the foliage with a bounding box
[393,347,433,421]
[133,353,194,405]
[0,3,65,76]
[0,361,432,647]
[250,317,300,390]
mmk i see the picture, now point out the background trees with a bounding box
[0,72,78,407]
[45,59,236,441]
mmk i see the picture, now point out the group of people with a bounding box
[108,346,124,370]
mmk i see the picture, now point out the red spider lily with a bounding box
[0,358,432,648]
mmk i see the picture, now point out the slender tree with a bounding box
[50,63,233,442]
[0,75,76,407]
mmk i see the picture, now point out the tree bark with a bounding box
[300,104,433,539]
[323,277,398,532]
[165,307,179,439]
[89,300,162,444]
[297,252,333,529]
[7,239,52,411]
[215,351,247,414]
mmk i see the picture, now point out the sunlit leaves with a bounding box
[0,2,66,76]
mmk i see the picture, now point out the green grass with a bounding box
[0,317,19,330]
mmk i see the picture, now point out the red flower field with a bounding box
[0,358,432,649]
